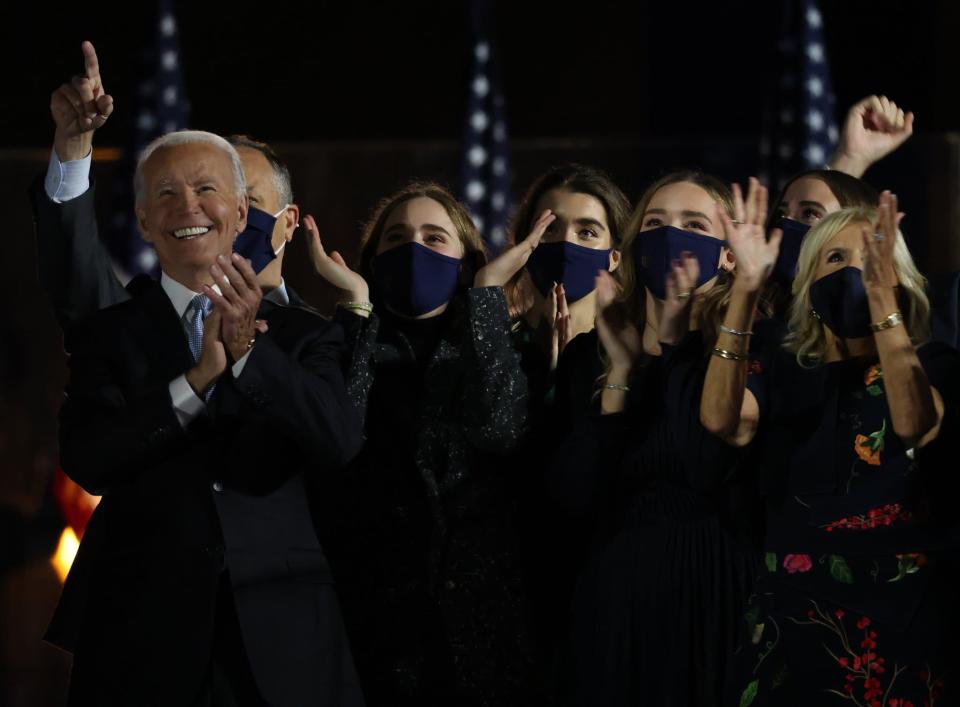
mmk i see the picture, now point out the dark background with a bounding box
[1,2,959,705]
[4,1,957,144]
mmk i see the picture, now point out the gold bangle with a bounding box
[339,301,373,314]
[869,311,903,332]
[712,347,748,362]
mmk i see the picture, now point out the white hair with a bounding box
[133,130,246,207]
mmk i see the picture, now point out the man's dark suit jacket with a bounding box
[52,277,364,706]
[31,180,366,705]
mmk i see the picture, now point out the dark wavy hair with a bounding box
[506,163,631,318]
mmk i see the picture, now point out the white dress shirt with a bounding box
[44,148,92,203]
[266,280,289,305]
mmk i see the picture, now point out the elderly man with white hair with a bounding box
[49,125,365,706]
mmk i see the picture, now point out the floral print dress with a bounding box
[736,345,960,707]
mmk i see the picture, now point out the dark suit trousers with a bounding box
[194,573,268,707]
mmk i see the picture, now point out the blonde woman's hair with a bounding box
[784,207,930,366]
[597,172,738,393]
[618,171,736,341]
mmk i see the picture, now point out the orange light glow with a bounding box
[51,527,80,584]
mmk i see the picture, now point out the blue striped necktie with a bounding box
[184,294,215,400]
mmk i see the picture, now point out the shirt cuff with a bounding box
[231,348,253,378]
[169,375,206,428]
[44,148,92,203]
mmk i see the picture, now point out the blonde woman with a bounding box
[552,171,762,707]
[700,188,960,705]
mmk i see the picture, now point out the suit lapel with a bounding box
[126,280,196,381]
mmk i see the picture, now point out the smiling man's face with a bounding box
[137,141,248,289]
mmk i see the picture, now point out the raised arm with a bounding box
[828,95,914,178]
[454,212,556,450]
[33,41,127,333]
[862,192,942,447]
[700,178,780,447]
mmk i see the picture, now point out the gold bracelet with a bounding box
[869,311,903,332]
[339,301,374,314]
[712,347,748,362]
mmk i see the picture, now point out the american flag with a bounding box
[759,0,838,190]
[105,0,190,280]
[459,0,511,256]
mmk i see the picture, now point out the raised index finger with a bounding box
[82,41,100,80]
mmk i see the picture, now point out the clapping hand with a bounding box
[861,191,900,292]
[203,254,268,362]
[51,41,114,161]
[658,252,700,346]
[595,270,640,373]
[303,215,370,313]
[474,209,555,288]
[545,282,570,371]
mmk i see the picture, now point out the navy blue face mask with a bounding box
[233,205,288,273]
[526,241,612,303]
[372,241,463,317]
[773,217,811,286]
[632,225,724,300]
[809,266,872,338]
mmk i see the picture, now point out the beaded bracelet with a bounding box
[603,383,630,393]
[869,311,903,333]
[719,324,753,337]
[712,347,748,362]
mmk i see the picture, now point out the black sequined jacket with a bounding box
[317,286,535,705]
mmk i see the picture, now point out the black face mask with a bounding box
[632,225,724,300]
[525,241,611,303]
[232,205,288,273]
[372,242,462,317]
[809,266,872,338]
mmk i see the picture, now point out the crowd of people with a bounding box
[34,41,960,706]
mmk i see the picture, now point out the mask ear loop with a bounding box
[272,204,293,255]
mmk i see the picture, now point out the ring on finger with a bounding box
[873,233,885,242]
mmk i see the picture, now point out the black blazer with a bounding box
[52,279,364,706]
[29,179,129,336]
